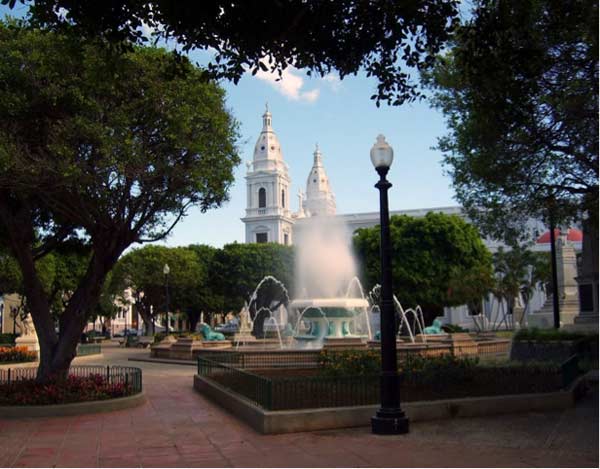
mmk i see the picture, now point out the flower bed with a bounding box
[0,366,142,406]
[0,346,37,364]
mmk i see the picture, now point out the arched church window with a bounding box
[281,189,285,207]
[258,188,266,208]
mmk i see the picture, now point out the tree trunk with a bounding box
[0,199,127,382]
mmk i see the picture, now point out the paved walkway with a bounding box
[0,343,597,468]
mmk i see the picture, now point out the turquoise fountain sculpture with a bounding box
[199,323,225,341]
[290,298,369,341]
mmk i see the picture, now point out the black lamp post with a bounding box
[370,134,409,435]
[163,263,170,335]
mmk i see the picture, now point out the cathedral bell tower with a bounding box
[241,105,294,245]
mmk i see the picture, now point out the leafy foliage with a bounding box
[110,245,217,332]
[425,0,598,242]
[212,243,295,313]
[13,0,462,106]
[0,22,239,380]
[353,212,493,323]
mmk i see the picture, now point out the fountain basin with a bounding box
[289,298,369,341]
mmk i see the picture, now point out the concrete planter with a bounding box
[0,392,146,418]
[194,374,583,434]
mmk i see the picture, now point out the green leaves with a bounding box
[353,212,493,323]
[426,0,598,243]
[19,0,460,107]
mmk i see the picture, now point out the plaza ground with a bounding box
[0,342,597,468]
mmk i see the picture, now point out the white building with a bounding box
[241,105,294,245]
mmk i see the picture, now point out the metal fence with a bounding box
[76,344,102,356]
[198,355,578,411]
[198,357,272,408]
[0,365,143,395]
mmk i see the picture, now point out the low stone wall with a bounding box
[194,374,580,434]
[154,334,511,363]
[0,392,146,418]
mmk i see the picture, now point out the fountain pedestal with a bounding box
[290,298,370,342]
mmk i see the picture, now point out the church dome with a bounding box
[251,105,285,172]
[536,228,583,244]
[304,144,336,216]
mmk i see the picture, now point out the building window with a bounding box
[284,233,289,245]
[281,189,285,208]
[258,188,266,208]
[256,233,268,243]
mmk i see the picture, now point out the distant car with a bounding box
[214,320,239,335]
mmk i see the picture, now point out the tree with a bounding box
[110,245,216,334]
[7,0,462,106]
[491,245,551,326]
[424,0,598,243]
[353,213,493,325]
[212,243,295,315]
[0,23,239,381]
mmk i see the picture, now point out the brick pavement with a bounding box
[0,343,597,468]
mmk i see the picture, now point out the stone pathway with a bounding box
[0,343,597,467]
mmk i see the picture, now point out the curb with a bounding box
[0,392,146,418]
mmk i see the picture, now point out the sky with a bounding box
[2,6,459,249]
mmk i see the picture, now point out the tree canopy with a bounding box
[110,245,218,332]
[0,22,239,380]
[353,212,493,324]
[4,0,461,106]
[212,243,295,314]
[424,0,598,243]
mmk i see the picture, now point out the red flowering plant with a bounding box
[0,373,133,405]
[0,346,37,364]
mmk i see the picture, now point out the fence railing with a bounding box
[76,343,102,356]
[197,355,578,411]
[0,365,143,395]
[198,357,272,408]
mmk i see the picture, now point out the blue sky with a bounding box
[2,6,458,248]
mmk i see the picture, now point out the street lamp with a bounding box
[370,134,409,435]
[163,263,170,335]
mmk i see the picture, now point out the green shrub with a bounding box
[0,333,17,346]
[318,349,480,378]
[318,349,381,377]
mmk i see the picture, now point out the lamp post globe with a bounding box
[163,263,170,335]
[370,134,394,170]
[370,134,409,435]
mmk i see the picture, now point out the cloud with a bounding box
[254,66,320,103]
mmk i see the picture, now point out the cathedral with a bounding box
[241,105,338,245]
